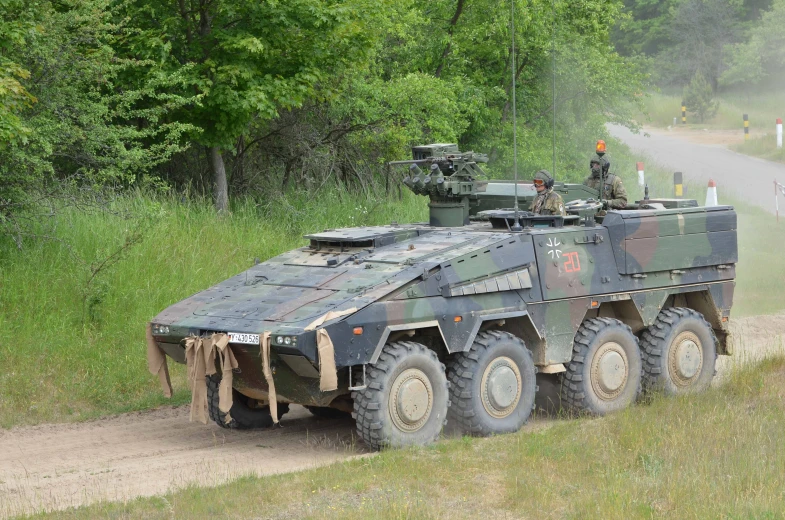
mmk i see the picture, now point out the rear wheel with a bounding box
[207,375,289,429]
[447,330,537,436]
[561,318,642,415]
[641,307,717,395]
[353,341,449,450]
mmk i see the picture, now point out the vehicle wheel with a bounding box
[305,406,350,419]
[447,330,537,436]
[352,341,449,450]
[641,307,717,395]
[207,374,289,429]
[561,317,642,415]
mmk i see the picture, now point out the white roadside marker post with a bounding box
[777,118,782,149]
[636,162,645,189]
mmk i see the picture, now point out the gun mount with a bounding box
[389,144,489,227]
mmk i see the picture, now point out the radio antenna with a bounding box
[510,0,522,232]
[551,0,556,177]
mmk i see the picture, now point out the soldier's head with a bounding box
[589,155,609,177]
[533,169,554,192]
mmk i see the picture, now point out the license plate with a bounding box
[229,332,260,345]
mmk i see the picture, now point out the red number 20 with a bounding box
[564,251,581,273]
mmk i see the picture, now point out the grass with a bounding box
[731,134,785,164]
[20,356,785,519]
[0,189,428,428]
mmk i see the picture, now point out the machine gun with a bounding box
[388,144,489,227]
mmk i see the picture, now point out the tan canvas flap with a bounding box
[260,331,279,424]
[303,307,357,331]
[145,323,173,398]
[303,308,355,392]
[315,328,338,391]
[184,333,236,425]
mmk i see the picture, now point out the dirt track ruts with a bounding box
[1,314,784,518]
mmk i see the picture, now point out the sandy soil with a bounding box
[1,313,784,518]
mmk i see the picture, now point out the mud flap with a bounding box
[304,308,357,392]
[146,323,173,398]
[184,334,238,424]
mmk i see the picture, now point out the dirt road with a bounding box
[1,314,784,518]
[608,124,785,213]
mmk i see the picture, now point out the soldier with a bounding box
[529,169,565,216]
[584,155,628,209]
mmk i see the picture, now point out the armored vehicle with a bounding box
[147,144,737,450]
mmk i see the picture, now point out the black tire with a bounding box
[207,375,289,429]
[641,307,717,395]
[447,330,537,436]
[561,317,642,415]
[304,406,351,419]
[352,341,449,450]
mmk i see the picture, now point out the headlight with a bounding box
[273,335,298,346]
[152,324,170,335]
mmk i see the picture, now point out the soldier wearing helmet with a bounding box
[584,154,628,209]
[529,169,565,216]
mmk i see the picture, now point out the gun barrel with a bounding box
[387,159,431,166]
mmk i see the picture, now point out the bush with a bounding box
[683,72,719,123]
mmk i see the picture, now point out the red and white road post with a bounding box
[777,118,782,149]
[636,162,645,188]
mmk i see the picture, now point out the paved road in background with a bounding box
[609,124,785,214]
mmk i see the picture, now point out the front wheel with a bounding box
[447,330,537,436]
[207,375,289,429]
[353,341,449,450]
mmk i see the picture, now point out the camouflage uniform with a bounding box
[584,167,628,209]
[529,189,565,216]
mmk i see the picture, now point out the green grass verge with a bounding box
[22,357,785,519]
[0,190,428,428]
[731,134,785,164]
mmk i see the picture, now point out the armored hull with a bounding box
[150,203,736,447]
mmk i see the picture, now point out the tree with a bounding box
[683,71,718,123]
[114,0,388,212]
[0,0,195,245]
[721,0,785,87]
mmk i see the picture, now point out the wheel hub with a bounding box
[481,357,522,419]
[669,331,703,387]
[389,368,433,432]
[590,342,629,401]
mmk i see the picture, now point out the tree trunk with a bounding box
[210,146,230,213]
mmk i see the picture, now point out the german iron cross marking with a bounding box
[547,237,562,259]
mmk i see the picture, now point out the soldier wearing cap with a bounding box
[529,169,565,216]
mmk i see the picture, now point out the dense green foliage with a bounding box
[613,0,779,90]
[1,0,648,231]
